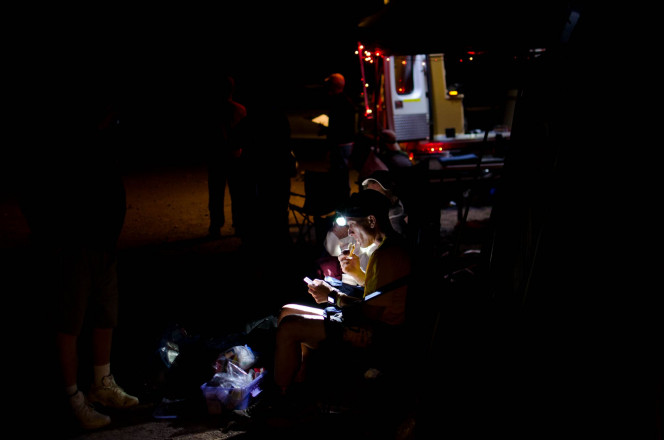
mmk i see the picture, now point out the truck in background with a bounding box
[356,42,515,160]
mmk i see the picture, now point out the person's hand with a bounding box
[339,249,362,279]
[307,279,333,304]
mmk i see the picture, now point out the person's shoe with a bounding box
[70,390,111,430]
[88,374,139,408]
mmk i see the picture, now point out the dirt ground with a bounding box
[116,163,491,250]
[0,156,491,253]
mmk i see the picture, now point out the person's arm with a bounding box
[326,288,362,308]
[308,280,362,307]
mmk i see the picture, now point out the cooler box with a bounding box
[201,371,265,413]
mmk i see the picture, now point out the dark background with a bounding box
[6,1,590,171]
[5,2,385,172]
[3,2,660,438]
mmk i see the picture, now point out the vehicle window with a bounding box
[394,55,415,95]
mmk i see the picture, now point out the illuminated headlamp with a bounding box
[335,216,347,227]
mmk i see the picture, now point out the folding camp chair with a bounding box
[289,169,350,244]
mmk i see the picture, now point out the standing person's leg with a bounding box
[57,332,79,394]
[228,157,252,238]
[91,327,112,382]
[91,328,111,362]
[87,250,138,409]
[59,331,113,430]
[207,163,226,236]
[87,327,138,409]
[57,247,113,429]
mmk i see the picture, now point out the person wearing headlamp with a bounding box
[272,189,412,405]
[318,169,407,284]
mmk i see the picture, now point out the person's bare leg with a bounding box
[274,315,326,394]
[278,306,325,385]
[88,327,139,408]
[57,332,79,390]
[92,328,112,365]
[59,330,113,429]
[92,328,112,385]
[294,344,311,383]
[278,304,322,323]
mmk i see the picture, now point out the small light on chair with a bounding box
[335,216,347,227]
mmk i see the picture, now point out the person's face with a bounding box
[346,215,376,248]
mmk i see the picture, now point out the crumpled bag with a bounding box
[215,344,256,372]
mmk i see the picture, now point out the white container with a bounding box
[201,371,265,413]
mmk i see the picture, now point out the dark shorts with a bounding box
[321,281,365,343]
[55,246,119,335]
[323,303,402,351]
[322,306,345,343]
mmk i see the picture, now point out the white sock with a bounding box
[93,363,111,386]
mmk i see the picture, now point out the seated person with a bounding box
[361,169,408,237]
[315,169,407,282]
[317,216,374,285]
[273,190,412,400]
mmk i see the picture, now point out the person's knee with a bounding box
[278,305,299,323]
[276,314,299,336]
[276,314,319,343]
[278,306,291,322]
[278,304,324,323]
